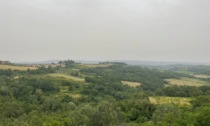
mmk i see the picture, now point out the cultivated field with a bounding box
[149,96,192,106]
[165,78,208,87]
[48,73,85,82]
[194,74,210,79]
[0,65,37,71]
[121,81,141,87]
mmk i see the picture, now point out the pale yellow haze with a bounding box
[0,0,210,63]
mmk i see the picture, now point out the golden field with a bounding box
[194,74,210,79]
[48,73,85,82]
[149,96,192,106]
[0,64,37,71]
[121,81,141,87]
[165,78,208,87]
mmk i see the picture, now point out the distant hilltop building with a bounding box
[0,60,11,65]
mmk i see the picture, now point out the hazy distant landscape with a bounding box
[14,60,210,66]
[1,0,210,125]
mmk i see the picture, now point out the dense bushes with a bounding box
[81,65,182,91]
[158,85,210,97]
[1,64,210,125]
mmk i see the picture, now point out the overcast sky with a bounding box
[0,0,210,62]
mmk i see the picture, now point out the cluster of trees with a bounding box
[81,65,184,91]
[0,69,14,77]
[59,60,78,68]
[0,66,55,77]
[157,85,210,97]
[27,66,56,74]
[146,102,209,126]
[188,66,210,75]
[0,74,153,125]
[83,77,132,101]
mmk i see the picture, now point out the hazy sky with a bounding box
[1,0,210,62]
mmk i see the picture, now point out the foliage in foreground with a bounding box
[1,63,210,125]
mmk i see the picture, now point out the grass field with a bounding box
[0,65,37,71]
[48,73,85,82]
[121,81,141,87]
[149,96,192,106]
[194,74,210,79]
[165,78,208,87]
